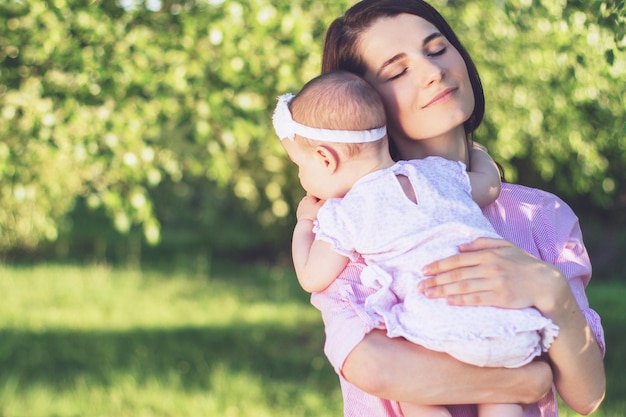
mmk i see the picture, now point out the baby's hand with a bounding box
[296,195,324,221]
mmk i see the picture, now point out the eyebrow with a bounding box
[375,32,444,77]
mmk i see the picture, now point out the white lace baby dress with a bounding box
[314,156,558,367]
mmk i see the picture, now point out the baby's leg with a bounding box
[478,403,523,417]
[400,402,451,417]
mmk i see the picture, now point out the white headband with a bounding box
[272,93,387,143]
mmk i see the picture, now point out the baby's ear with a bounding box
[314,145,340,174]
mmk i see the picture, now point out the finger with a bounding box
[422,250,484,276]
[421,273,487,298]
[424,275,533,309]
[417,270,494,302]
[445,290,496,306]
[457,237,512,252]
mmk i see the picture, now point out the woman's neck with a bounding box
[394,128,469,165]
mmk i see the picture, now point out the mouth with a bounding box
[423,87,457,108]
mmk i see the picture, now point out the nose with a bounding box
[421,58,444,87]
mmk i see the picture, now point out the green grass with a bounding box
[586,282,626,417]
[0,262,623,416]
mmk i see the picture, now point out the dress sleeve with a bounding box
[534,192,606,356]
[314,200,360,262]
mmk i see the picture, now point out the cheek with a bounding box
[299,169,317,193]
[465,89,475,115]
[297,170,308,188]
[452,56,475,108]
[300,172,310,187]
[379,88,405,129]
[454,72,475,116]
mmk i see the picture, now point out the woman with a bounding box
[310,1,606,416]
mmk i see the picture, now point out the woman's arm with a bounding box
[292,196,349,292]
[420,238,605,414]
[342,329,553,405]
[544,279,605,415]
[467,142,501,208]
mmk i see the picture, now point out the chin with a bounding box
[435,112,472,135]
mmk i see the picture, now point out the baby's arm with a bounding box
[468,142,501,207]
[292,195,350,293]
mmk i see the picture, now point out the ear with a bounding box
[314,145,340,174]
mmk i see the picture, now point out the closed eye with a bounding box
[387,67,408,81]
[428,46,447,57]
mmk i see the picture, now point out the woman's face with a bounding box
[358,14,474,144]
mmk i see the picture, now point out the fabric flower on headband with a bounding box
[272,93,386,144]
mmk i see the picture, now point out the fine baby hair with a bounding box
[272,70,387,148]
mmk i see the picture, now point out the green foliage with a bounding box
[0,0,624,257]
[443,0,625,208]
[0,1,172,249]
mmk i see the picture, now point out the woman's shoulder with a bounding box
[496,182,573,212]
[486,182,580,239]
[490,184,591,287]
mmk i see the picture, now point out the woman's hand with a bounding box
[418,237,568,316]
[418,237,605,414]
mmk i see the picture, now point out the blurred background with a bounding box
[0,0,624,416]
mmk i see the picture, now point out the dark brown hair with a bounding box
[322,0,485,138]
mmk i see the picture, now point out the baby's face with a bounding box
[281,139,345,200]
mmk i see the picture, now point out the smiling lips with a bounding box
[423,87,457,108]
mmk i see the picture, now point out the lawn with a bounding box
[0,262,623,416]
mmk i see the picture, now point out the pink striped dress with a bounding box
[310,181,606,417]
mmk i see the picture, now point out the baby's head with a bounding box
[291,71,385,139]
[274,71,386,147]
[273,71,389,199]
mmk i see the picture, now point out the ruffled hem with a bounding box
[367,290,559,368]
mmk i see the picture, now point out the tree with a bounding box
[0,0,624,260]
